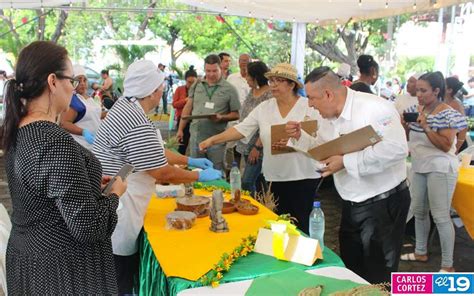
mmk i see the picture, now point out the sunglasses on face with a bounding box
[55,73,80,88]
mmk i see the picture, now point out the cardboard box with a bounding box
[254,224,323,266]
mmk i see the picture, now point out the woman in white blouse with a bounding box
[400,72,467,272]
[200,63,321,234]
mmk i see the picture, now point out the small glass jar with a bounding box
[184,183,194,197]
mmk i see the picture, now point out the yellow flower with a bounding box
[211,281,220,288]
[223,262,231,271]
[216,272,223,280]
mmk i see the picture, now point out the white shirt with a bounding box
[394,93,418,115]
[227,72,250,105]
[0,79,4,97]
[288,89,408,203]
[234,97,322,182]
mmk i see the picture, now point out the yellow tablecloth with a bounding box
[143,189,277,281]
[452,167,474,239]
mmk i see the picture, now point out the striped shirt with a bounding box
[408,107,467,173]
[93,97,168,176]
[408,108,467,133]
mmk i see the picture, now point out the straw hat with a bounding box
[265,63,303,89]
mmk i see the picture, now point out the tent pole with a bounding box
[290,22,306,77]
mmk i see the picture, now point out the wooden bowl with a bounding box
[229,198,251,205]
[222,202,236,214]
[236,203,259,215]
[166,211,197,230]
[176,196,210,218]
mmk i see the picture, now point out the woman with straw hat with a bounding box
[200,63,322,234]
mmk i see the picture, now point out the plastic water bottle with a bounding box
[309,201,325,251]
[229,161,241,201]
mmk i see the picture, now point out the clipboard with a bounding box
[181,113,217,120]
[271,120,318,155]
[307,125,382,161]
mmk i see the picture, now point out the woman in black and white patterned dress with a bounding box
[1,41,127,294]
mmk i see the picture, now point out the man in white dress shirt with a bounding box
[286,67,411,284]
[394,73,421,115]
[225,53,251,169]
[227,54,251,104]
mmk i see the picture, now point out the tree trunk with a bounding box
[0,9,20,41]
[306,25,369,75]
[36,10,46,41]
[170,36,177,68]
[134,1,157,39]
[51,10,69,43]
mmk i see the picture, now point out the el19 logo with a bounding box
[433,274,474,294]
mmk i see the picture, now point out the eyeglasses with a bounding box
[267,78,288,86]
[55,73,80,88]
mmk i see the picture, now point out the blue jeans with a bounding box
[241,154,263,197]
[410,171,458,268]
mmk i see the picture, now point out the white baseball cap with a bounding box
[337,63,351,78]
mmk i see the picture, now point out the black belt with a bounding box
[349,180,408,206]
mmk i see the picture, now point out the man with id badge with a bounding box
[177,54,241,170]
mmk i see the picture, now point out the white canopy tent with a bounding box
[0,0,85,9]
[179,0,467,74]
[179,0,463,25]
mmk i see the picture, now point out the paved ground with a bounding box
[318,178,474,273]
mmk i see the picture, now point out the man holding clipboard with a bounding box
[177,54,241,170]
[285,67,410,285]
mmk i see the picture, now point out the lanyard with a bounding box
[203,83,219,101]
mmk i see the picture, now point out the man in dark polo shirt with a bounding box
[177,54,240,170]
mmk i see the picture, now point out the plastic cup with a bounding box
[461,153,472,168]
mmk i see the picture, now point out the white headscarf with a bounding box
[124,60,165,99]
[73,65,86,78]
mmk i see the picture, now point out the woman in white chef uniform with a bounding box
[60,65,102,149]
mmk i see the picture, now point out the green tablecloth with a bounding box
[139,232,344,296]
[196,179,231,190]
[139,178,344,295]
[245,268,364,296]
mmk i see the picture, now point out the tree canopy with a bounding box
[0,2,426,79]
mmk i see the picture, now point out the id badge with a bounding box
[205,102,215,109]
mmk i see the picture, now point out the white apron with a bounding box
[72,94,102,150]
[111,171,156,256]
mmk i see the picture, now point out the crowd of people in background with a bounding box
[0,40,472,295]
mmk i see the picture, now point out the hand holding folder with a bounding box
[270,120,318,155]
[308,125,382,161]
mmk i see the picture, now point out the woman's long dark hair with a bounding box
[357,54,379,76]
[1,41,68,151]
[247,61,269,88]
[445,77,464,97]
[184,65,198,79]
